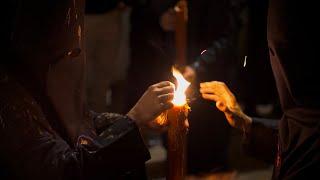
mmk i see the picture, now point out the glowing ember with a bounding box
[171,67,191,106]
[243,56,247,67]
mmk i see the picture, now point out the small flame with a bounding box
[171,67,191,106]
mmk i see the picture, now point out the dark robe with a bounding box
[1,0,149,179]
[244,0,320,179]
[268,0,320,178]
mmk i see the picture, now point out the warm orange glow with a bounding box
[171,67,191,106]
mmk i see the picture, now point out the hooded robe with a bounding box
[1,0,149,179]
[243,0,320,179]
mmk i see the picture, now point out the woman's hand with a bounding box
[200,81,252,131]
[127,81,175,127]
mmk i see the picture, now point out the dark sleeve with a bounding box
[242,117,279,164]
[0,82,149,180]
[90,111,130,134]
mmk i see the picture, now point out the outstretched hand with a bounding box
[200,81,252,131]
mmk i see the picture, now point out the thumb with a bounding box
[216,101,234,117]
[216,101,227,112]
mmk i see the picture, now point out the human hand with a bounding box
[200,81,252,131]
[127,81,175,127]
[160,8,176,32]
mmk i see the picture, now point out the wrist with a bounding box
[127,108,141,125]
[242,113,252,133]
[127,108,143,126]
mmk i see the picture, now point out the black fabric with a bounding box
[243,117,278,164]
[267,0,320,178]
[238,0,320,178]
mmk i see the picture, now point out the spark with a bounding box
[243,56,247,67]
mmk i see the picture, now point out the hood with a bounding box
[8,0,95,145]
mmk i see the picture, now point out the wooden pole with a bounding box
[167,1,188,180]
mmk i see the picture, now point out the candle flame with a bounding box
[171,67,191,106]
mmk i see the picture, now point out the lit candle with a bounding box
[167,67,190,180]
[167,0,189,179]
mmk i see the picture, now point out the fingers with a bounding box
[156,85,175,95]
[200,81,225,88]
[216,101,227,112]
[160,102,174,111]
[154,81,174,88]
[201,81,234,96]
[200,87,216,94]
[158,93,174,111]
[201,81,225,95]
[200,81,237,106]
[201,94,220,102]
[158,93,174,103]
[200,82,220,97]
[150,82,175,97]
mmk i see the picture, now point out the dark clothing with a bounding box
[1,0,149,179]
[245,0,320,179]
[267,0,320,178]
[244,117,279,164]
[0,79,149,179]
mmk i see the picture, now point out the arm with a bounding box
[90,111,131,135]
[200,81,278,163]
[243,117,278,163]
[0,80,149,179]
